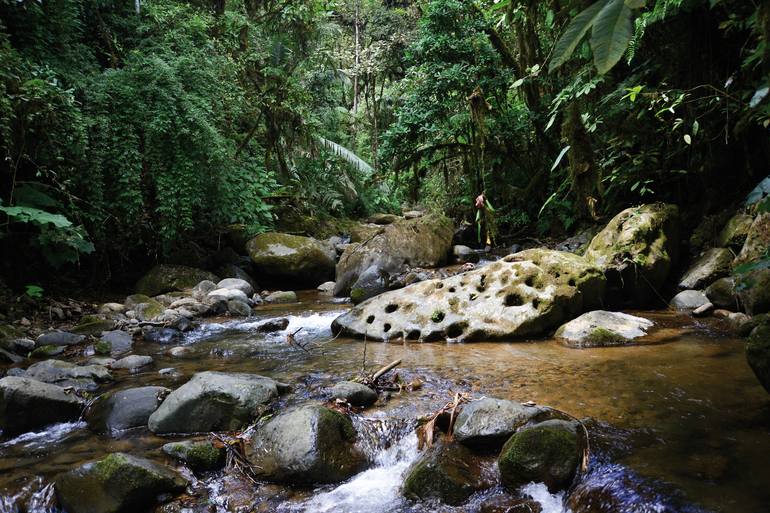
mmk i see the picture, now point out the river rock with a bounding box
[86,386,169,435]
[329,381,378,407]
[705,277,738,309]
[71,315,117,336]
[96,331,133,356]
[735,213,770,266]
[585,203,680,307]
[402,439,488,506]
[54,452,188,513]
[148,371,280,434]
[135,264,219,297]
[255,318,290,333]
[717,213,754,249]
[367,213,400,225]
[670,290,710,311]
[349,265,389,304]
[111,355,153,371]
[134,300,165,322]
[192,280,217,301]
[30,345,65,358]
[216,278,254,297]
[737,268,770,315]
[23,359,112,391]
[479,496,543,513]
[216,266,259,293]
[555,311,654,348]
[143,327,182,344]
[678,248,733,290]
[207,288,249,304]
[35,330,86,347]
[453,398,546,448]
[317,281,336,294]
[247,232,335,287]
[746,322,770,393]
[498,419,581,493]
[162,440,225,471]
[334,214,454,296]
[453,245,480,264]
[245,404,366,484]
[227,299,252,317]
[264,291,298,304]
[0,376,84,435]
[332,249,605,341]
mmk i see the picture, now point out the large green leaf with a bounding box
[0,205,73,228]
[590,0,635,74]
[549,0,610,72]
[316,137,374,176]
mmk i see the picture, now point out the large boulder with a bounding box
[670,290,710,311]
[402,440,488,506]
[245,404,366,484]
[54,453,188,513]
[23,360,112,391]
[334,214,454,296]
[0,376,84,435]
[555,311,654,348]
[148,371,280,434]
[35,330,85,347]
[705,277,738,309]
[717,213,754,250]
[453,398,545,448]
[737,268,770,315]
[585,203,680,307]
[735,214,770,266]
[498,419,582,493]
[677,248,733,290]
[332,249,605,342]
[247,232,335,287]
[86,386,169,435]
[135,264,219,297]
[746,322,770,393]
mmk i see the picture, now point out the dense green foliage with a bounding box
[0,0,768,286]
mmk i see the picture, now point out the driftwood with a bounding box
[416,392,470,450]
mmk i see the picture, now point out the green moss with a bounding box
[94,340,112,355]
[30,344,65,358]
[71,316,116,336]
[163,441,225,471]
[350,288,366,304]
[431,310,445,323]
[588,327,626,346]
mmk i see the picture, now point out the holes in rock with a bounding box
[385,304,399,313]
[532,299,540,309]
[525,276,534,287]
[366,315,375,324]
[504,293,525,307]
[568,278,576,287]
[446,322,467,338]
[448,287,456,293]
[406,330,421,340]
[436,282,444,289]
[477,286,486,293]
[431,310,445,323]
[383,323,392,333]
[469,293,478,301]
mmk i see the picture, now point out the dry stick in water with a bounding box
[372,359,401,382]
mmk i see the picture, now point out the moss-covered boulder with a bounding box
[747,322,770,393]
[735,214,770,266]
[718,213,754,250]
[585,203,680,307]
[135,264,219,297]
[162,439,225,471]
[705,277,738,309]
[54,452,188,513]
[555,310,653,348]
[71,315,117,336]
[677,248,733,290]
[403,440,488,506]
[0,324,24,352]
[498,419,582,493]
[332,249,605,342]
[334,214,454,296]
[245,404,366,484]
[247,232,335,287]
[737,268,770,315]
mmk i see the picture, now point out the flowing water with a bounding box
[1,291,769,513]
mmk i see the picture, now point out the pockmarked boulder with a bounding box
[135,264,219,297]
[555,311,654,348]
[54,452,188,513]
[332,249,605,341]
[86,386,169,435]
[247,233,335,287]
[334,214,454,296]
[453,398,545,448]
[585,203,680,307]
[678,248,733,290]
[403,440,488,506]
[148,371,280,434]
[498,419,582,493]
[746,322,770,393]
[245,404,365,484]
[0,376,84,435]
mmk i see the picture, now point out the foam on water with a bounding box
[0,421,86,451]
[0,478,56,513]
[521,482,572,513]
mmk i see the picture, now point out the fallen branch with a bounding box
[416,391,471,450]
[372,359,401,382]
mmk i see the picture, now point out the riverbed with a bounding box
[1,292,768,513]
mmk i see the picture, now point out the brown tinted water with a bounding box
[1,292,768,513]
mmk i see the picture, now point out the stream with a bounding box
[1,291,769,512]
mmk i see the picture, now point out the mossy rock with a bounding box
[747,322,770,394]
[94,340,112,355]
[135,264,219,297]
[134,300,165,322]
[71,316,116,336]
[30,344,66,358]
[735,213,770,266]
[247,232,335,288]
[718,213,754,250]
[54,452,188,513]
[0,324,24,351]
[498,419,581,493]
[162,440,225,471]
[403,440,487,506]
[585,203,680,307]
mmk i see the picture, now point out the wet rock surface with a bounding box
[162,439,225,471]
[454,398,546,448]
[556,311,654,348]
[329,381,378,407]
[677,247,733,290]
[0,376,84,435]
[86,386,169,435]
[247,232,335,287]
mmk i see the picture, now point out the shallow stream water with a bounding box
[1,291,768,513]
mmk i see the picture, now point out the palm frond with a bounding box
[316,137,374,176]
